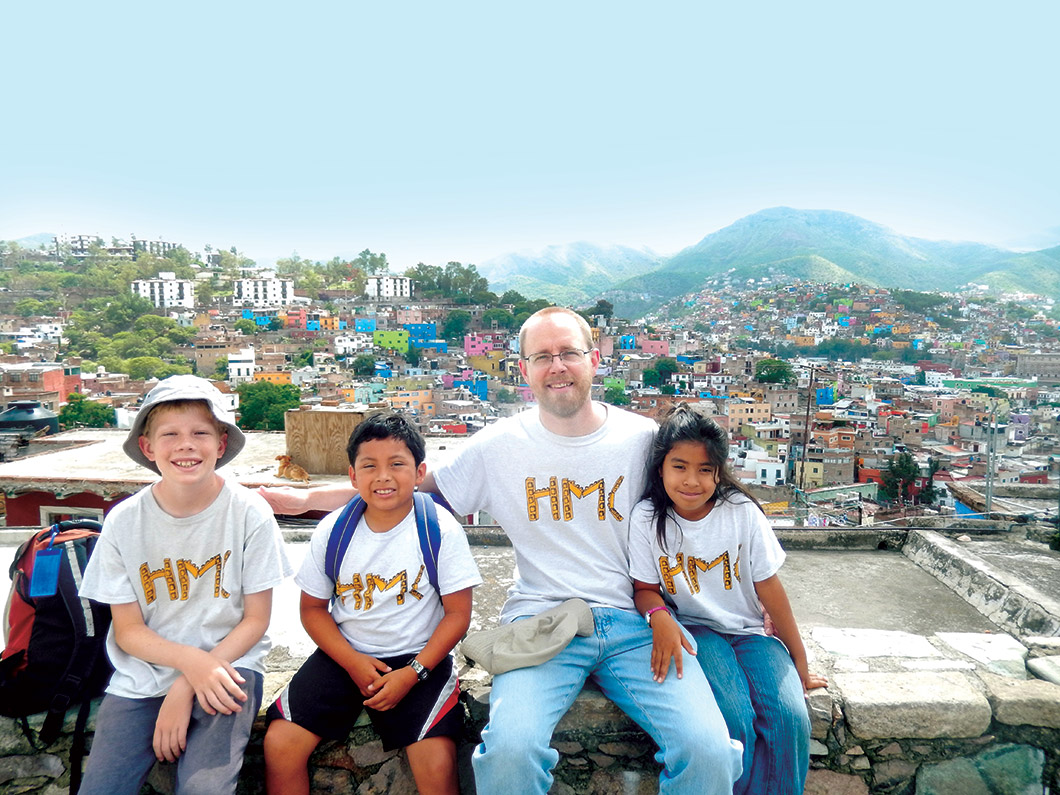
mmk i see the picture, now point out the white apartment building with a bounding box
[334,334,374,356]
[233,273,295,307]
[131,272,196,309]
[227,347,256,384]
[365,275,412,300]
[735,449,787,487]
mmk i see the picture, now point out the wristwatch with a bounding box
[644,606,671,626]
[409,659,430,681]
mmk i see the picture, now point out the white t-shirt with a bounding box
[434,405,656,623]
[628,494,785,636]
[297,503,482,657]
[80,481,293,699]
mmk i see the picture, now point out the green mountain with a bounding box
[12,233,57,251]
[598,208,1060,318]
[478,242,664,308]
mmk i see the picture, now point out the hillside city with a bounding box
[2,233,1060,528]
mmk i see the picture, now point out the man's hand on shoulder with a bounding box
[257,485,311,515]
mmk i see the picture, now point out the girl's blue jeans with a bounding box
[686,625,811,795]
[471,607,743,795]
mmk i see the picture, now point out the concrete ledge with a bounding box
[902,529,1060,638]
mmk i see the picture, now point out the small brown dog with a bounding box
[275,454,310,483]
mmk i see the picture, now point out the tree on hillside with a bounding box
[656,358,678,381]
[482,308,517,330]
[352,354,376,377]
[59,393,115,429]
[125,357,191,380]
[499,290,527,306]
[405,263,444,297]
[495,387,519,404]
[443,310,472,340]
[755,358,796,384]
[71,293,157,337]
[880,452,920,503]
[584,299,614,320]
[235,319,257,335]
[442,262,490,304]
[353,249,389,276]
[972,385,1007,399]
[604,385,630,406]
[236,381,301,431]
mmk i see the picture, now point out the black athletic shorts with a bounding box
[266,648,462,751]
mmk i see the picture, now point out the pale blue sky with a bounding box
[3,1,1058,269]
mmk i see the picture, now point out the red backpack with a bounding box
[1,519,113,791]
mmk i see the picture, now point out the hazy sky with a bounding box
[4,2,1058,269]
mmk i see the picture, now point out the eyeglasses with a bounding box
[522,349,593,368]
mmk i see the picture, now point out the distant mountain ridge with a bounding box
[480,208,1060,319]
[477,242,664,307]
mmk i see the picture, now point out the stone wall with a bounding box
[4,642,1058,795]
[4,529,1059,794]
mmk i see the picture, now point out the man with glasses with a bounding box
[261,307,741,794]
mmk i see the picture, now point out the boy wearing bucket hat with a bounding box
[79,375,292,795]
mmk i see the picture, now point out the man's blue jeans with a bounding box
[686,626,810,795]
[472,608,743,795]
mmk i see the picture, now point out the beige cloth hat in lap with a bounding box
[460,599,595,675]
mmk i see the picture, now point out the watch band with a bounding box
[409,659,430,681]
[644,606,671,626]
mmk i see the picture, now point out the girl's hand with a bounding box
[803,670,829,692]
[649,613,695,683]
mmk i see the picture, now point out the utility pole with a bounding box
[984,401,997,515]
[798,366,816,492]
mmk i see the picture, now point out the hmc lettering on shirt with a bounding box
[658,544,742,595]
[334,566,428,611]
[139,550,233,604]
[524,475,627,523]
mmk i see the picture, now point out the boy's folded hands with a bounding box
[364,667,417,711]
[345,652,393,698]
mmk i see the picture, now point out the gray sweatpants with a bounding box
[79,669,262,795]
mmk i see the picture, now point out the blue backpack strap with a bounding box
[325,493,442,594]
[413,492,442,592]
[324,495,366,587]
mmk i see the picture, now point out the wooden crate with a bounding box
[283,407,368,475]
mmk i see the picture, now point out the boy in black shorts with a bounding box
[264,413,481,795]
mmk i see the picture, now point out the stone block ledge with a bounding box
[4,638,1059,795]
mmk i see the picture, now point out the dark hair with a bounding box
[346,412,426,467]
[641,403,763,553]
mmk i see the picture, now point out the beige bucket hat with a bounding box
[123,375,246,474]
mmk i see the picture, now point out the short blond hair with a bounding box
[141,399,227,438]
[518,307,594,353]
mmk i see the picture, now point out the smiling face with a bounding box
[518,311,600,422]
[350,435,427,529]
[137,402,227,489]
[660,440,720,521]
